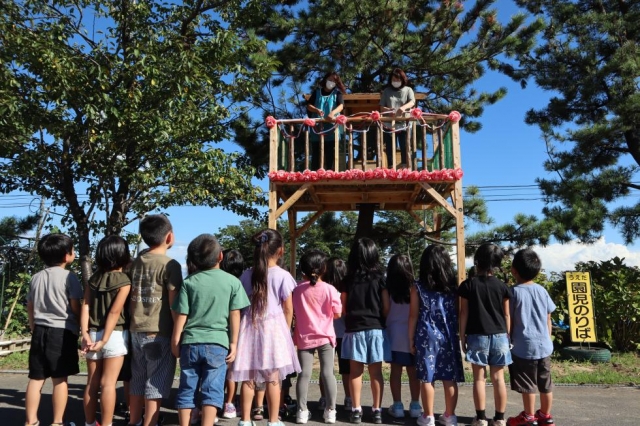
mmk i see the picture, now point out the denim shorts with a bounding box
[341,329,391,364]
[85,329,129,360]
[176,343,228,409]
[465,333,512,367]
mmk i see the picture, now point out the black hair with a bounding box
[251,228,283,323]
[37,233,74,267]
[473,243,504,275]
[323,257,347,292]
[139,214,172,248]
[345,238,383,291]
[386,254,414,304]
[186,234,222,273]
[386,67,409,88]
[419,244,457,293]
[221,248,244,278]
[320,71,347,94]
[511,247,541,282]
[300,249,328,286]
[95,235,131,272]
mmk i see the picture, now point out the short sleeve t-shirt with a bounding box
[28,266,83,332]
[129,252,183,336]
[458,275,510,335]
[292,280,342,350]
[510,283,556,359]
[172,268,250,348]
[344,273,386,332]
[88,271,131,331]
[239,266,297,318]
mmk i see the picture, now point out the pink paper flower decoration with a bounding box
[410,108,423,120]
[265,116,277,128]
[335,114,348,126]
[454,168,464,179]
[303,118,316,127]
[448,111,462,122]
[369,111,381,121]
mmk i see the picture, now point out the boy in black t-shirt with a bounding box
[459,243,512,426]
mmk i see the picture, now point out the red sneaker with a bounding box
[534,410,555,425]
[506,412,538,426]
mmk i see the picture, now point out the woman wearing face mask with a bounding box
[307,71,347,171]
[380,68,415,168]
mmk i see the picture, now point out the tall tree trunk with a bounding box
[354,204,376,241]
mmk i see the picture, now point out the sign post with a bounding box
[565,272,597,344]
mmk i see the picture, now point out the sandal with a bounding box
[252,406,265,421]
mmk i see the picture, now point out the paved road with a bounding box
[1,372,639,425]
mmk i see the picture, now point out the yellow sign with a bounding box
[565,272,597,343]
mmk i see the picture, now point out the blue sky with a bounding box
[3,0,640,274]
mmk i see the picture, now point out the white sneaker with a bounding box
[387,401,405,418]
[343,396,353,411]
[417,415,436,426]
[238,421,256,426]
[296,409,311,424]
[323,408,337,424]
[438,413,458,426]
[471,418,489,426]
[222,403,238,419]
[490,420,506,426]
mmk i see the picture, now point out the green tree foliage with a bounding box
[508,1,640,244]
[0,215,40,337]
[547,257,640,352]
[0,0,279,281]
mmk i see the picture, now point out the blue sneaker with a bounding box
[388,401,405,418]
[409,401,422,418]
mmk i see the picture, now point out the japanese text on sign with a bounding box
[565,272,597,343]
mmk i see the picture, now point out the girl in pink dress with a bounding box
[229,229,301,426]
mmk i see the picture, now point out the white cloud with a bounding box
[464,237,640,273]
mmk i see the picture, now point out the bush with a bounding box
[548,257,640,352]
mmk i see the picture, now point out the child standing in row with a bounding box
[323,257,352,411]
[292,250,342,424]
[459,243,511,426]
[230,229,301,426]
[341,238,390,424]
[386,254,421,419]
[220,248,246,419]
[410,245,464,426]
[507,248,556,426]
[25,233,83,426]
[128,214,184,426]
[81,236,132,426]
[171,234,250,426]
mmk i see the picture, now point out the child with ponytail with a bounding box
[292,250,342,424]
[229,229,301,426]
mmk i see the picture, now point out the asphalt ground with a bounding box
[1,372,639,426]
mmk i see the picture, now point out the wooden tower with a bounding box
[267,94,466,283]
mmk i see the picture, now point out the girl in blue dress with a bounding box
[409,245,464,426]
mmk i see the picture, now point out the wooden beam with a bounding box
[268,181,278,229]
[275,183,310,220]
[294,210,324,238]
[269,127,278,172]
[288,209,297,275]
[419,182,457,217]
[407,210,426,227]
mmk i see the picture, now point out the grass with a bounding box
[2,350,638,386]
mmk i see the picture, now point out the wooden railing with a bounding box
[268,114,458,174]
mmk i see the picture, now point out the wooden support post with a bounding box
[361,129,368,170]
[289,125,295,172]
[269,127,279,229]
[411,123,417,170]
[348,125,354,170]
[450,121,465,283]
[422,127,428,171]
[391,121,396,169]
[288,209,297,275]
[305,130,310,170]
[438,127,445,169]
[376,126,382,168]
[334,127,339,171]
[268,182,277,229]
[320,133,325,170]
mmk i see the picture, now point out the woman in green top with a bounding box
[80,235,132,426]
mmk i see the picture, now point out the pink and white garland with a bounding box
[269,167,464,182]
[264,110,462,129]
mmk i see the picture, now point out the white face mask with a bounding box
[326,81,336,90]
[391,80,402,89]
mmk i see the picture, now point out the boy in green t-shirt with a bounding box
[171,233,250,426]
